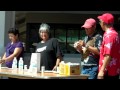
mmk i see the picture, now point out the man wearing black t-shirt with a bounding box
[36,23,63,70]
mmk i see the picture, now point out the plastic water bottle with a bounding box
[41,66,45,76]
[24,65,28,74]
[18,57,24,73]
[24,65,28,72]
[12,57,17,70]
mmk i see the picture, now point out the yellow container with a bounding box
[64,63,69,75]
[59,61,65,75]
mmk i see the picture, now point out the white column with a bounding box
[0,11,15,56]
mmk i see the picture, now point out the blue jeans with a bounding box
[81,65,98,79]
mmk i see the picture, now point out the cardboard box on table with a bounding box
[59,61,80,75]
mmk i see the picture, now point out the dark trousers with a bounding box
[81,65,98,79]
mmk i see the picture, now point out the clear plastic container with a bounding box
[41,66,45,76]
[12,57,17,70]
[18,57,24,73]
[24,65,28,72]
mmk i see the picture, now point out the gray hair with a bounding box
[39,23,50,33]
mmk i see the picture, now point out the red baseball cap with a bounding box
[97,13,114,24]
[81,18,96,28]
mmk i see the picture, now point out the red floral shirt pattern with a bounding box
[99,27,120,76]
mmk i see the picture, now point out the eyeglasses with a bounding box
[99,20,103,24]
[99,21,102,24]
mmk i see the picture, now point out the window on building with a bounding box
[26,23,86,54]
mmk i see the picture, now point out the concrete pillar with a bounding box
[0,11,15,57]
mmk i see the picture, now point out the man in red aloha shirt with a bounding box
[97,13,120,79]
